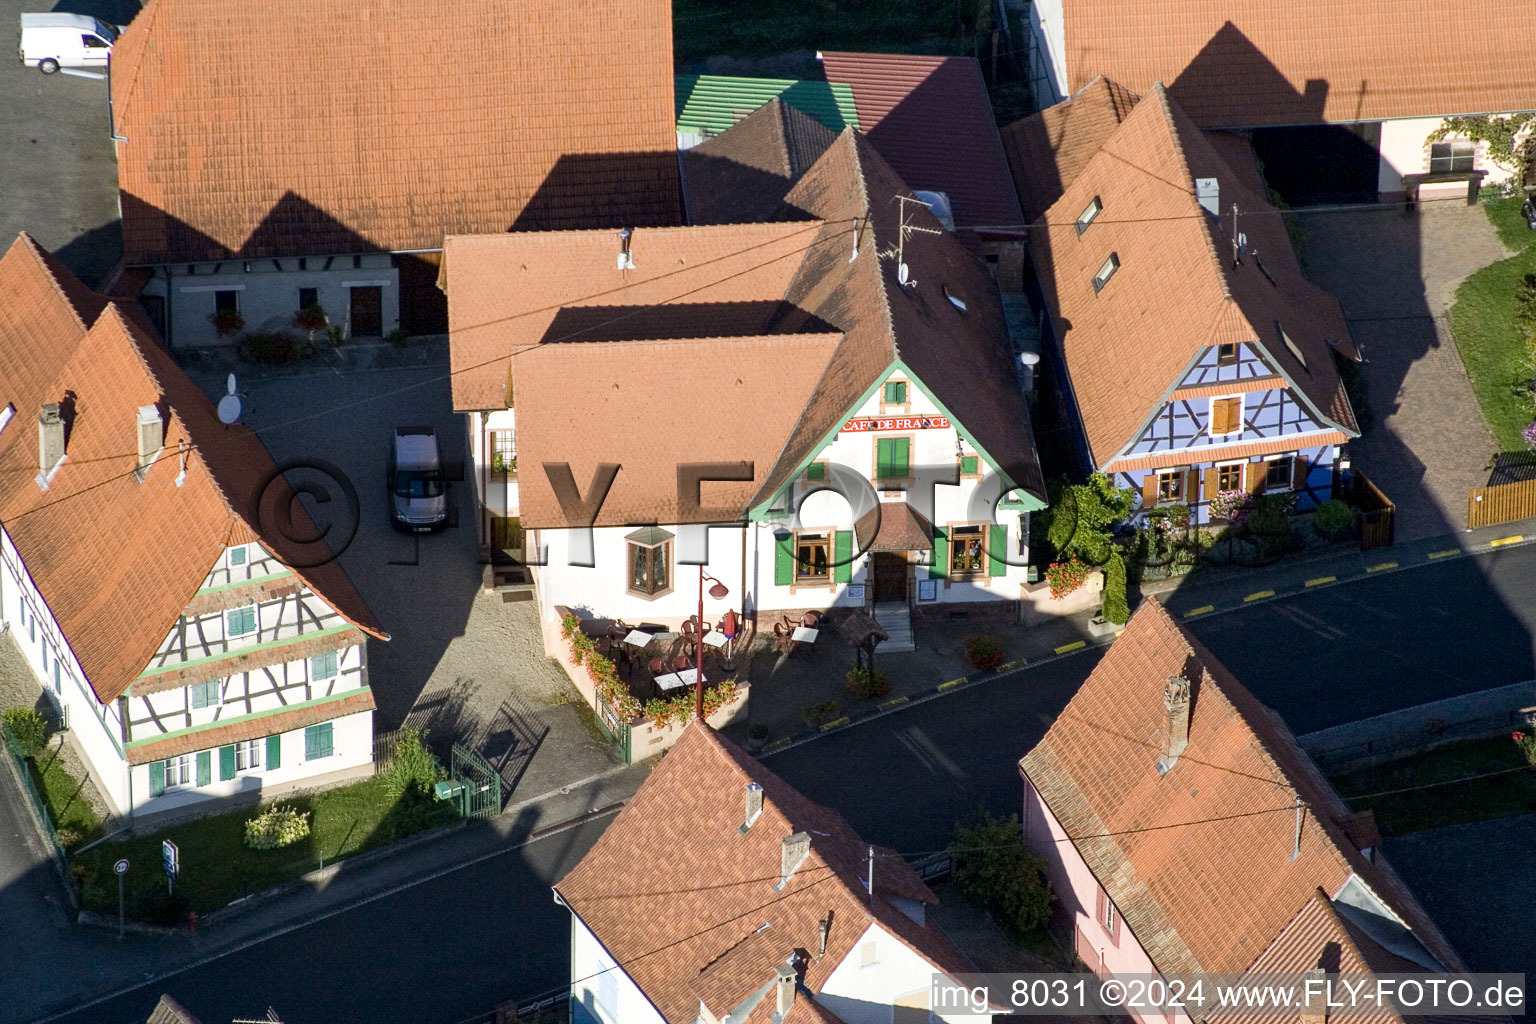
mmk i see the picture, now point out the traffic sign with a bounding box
[162,840,178,880]
[113,858,129,875]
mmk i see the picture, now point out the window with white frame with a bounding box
[1215,462,1244,492]
[234,739,262,772]
[1429,139,1475,173]
[1155,469,1185,504]
[164,753,194,789]
[1266,456,1294,490]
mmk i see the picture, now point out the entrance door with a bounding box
[872,552,908,603]
[349,286,383,337]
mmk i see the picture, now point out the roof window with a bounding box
[1076,196,1102,235]
[1092,253,1120,294]
[1278,322,1307,370]
[943,287,968,313]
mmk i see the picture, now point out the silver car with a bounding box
[389,426,448,532]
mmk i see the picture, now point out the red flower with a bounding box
[1514,732,1526,742]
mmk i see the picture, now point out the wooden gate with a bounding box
[1468,478,1536,530]
[1353,471,1395,549]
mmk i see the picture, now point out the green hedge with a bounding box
[1102,551,1130,625]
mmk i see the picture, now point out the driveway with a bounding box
[0,0,140,287]
[1383,813,1536,973]
[1298,203,1509,541]
[189,356,620,804]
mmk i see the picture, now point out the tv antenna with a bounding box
[878,195,942,287]
[217,372,243,425]
[233,1012,284,1024]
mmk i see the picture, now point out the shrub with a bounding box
[1101,550,1130,625]
[243,804,311,850]
[239,331,303,364]
[130,879,189,926]
[2,707,47,757]
[54,826,81,850]
[845,668,889,700]
[1311,499,1354,538]
[1524,421,1536,450]
[380,727,444,800]
[801,700,842,726]
[963,634,1004,671]
[293,303,328,334]
[1247,493,1296,536]
[1514,731,1536,767]
[948,811,1054,941]
[209,308,245,338]
[1207,489,1253,525]
[1045,472,1136,564]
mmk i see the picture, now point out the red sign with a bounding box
[841,415,951,432]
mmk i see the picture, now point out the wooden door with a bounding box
[872,552,908,602]
[349,285,383,337]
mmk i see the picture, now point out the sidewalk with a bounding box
[175,334,449,393]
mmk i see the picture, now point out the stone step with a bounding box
[880,638,917,653]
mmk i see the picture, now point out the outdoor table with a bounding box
[674,668,701,687]
[654,672,688,692]
[622,629,652,648]
[702,631,729,648]
[792,626,819,643]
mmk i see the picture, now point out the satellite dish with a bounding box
[226,373,238,396]
[897,262,910,286]
[1018,351,1041,367]
[217,394,242,424]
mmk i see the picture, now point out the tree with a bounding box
[948,811,1054,941]
[1045,472,1135,564]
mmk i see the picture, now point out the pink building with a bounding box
[1019,598,1476,1023]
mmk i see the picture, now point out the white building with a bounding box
[446,106,1047,650]
[555,722,994,1024]
[0,233,387,820]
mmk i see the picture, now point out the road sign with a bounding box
[113,858,129,875]
[162,840,178,879]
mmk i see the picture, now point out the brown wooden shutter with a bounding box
[1246,460,1268,494]
[1292,454,1309,490]
[1142,472,1159,507]
[1203,467,1218,500]
[1184,468,1199,503]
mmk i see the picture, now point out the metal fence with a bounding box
[4,751,76,903]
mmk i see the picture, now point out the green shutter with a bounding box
[266,734,282,770]
[988,524,1008,577]
[230,546,247,566]
[961,455,979,475]
[149,761,166,797]
[219,744,236,780]
[891,438,910,478]
[306,723,334,760]
[884,381,906,403]
[833,531,853,583]
[876,438,892,480]
[931,528,948,579]
[805,461,826,481]
[196,750,211,787]
[774,531,794,586]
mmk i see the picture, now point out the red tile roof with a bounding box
[110,0,681,264]
[1022,84,1357,468]
[556,723,972,1024]
[1020,597,1467,978]
[1054,2,1536,128]
[682,99,839,226]
[819,52,1023,228]
[0,233,384,704]
[1000,77,1141,222]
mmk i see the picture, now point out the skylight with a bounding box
[1076,196,1102,235]
[1092,253,1120,294]
[1278,322,1307,369]
[944,287,968,313]
[0,404,13,435]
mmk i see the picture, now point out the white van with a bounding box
[18,12,122,74]
[388,426,449,532]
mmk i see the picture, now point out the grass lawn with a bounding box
[77,775,456,916]
[1448,245,1536,450]
[1482,194,1535,254]
[1331,735,1536,835]
[673,0,962,67]
[25,745,104,847]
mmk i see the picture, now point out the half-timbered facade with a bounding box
[0,234,386,818]
[1010,83,1359,524]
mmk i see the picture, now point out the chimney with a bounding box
[1157,674,1191,775]
[777,833,811,891]
[1196,178,1220,217]
[36,404,64,483]
[136,405,164,480]
[741,781,764,833]
[616,228,635,270]
[1300,967,1327,1024]
[774,964,796,1019]
[817,916,830,958]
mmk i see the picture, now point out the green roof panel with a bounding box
[675,75,860,137]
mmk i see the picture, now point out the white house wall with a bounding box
[1377,115,1525,196]
[140,253,399,348]
[819,921,990,1024]
[568,909,667,1024]
[1027,0,1069,108]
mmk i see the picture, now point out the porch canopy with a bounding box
[854,501,934,553]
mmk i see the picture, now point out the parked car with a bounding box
[388,426,448,532]
[18,12,123,74]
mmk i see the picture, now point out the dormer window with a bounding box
[1076,196,1102,235]
[1092,253,1120,294]
[1217,343,1238,367]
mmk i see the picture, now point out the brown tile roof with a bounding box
[1020,597,1468,978]
[1000,77,1141,222]
[126,688,375,764]
[854,501,933,552]
[110,0,681,264]
[513,334,840,527]
[555,723,972,1023]
[1024,85,1357,468]
[0,234,385,705]
[444,221,821,411]
[147,995,203,1024]
[819,53,1023,228]
[1054,3,1536,128]
[683,99,838,226]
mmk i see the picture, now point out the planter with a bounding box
[1086,615,1118,637]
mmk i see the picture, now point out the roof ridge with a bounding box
[516,331,844,353]
[108,0,164,134]
[843,132,900,361]
[17,231,95,333]
[1149,84,1236,307]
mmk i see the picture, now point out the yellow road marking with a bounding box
[1427,549,1460,559]
[1054,640,1086,654]
[1184,605,1214,618]
[937,677,968,691]
[878,696,909,710]
[995,659,1026,672]
[761,738,790,753]
[1305,576,1336,587]
[1113,629,1124,638]
[1490,535,1524,548]
[819,716,850,732]
[1244,590,1275,602]
[1365,562,1397,572]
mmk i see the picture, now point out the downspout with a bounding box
[740,519,749,629]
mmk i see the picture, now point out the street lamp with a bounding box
[697,568,729,721]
